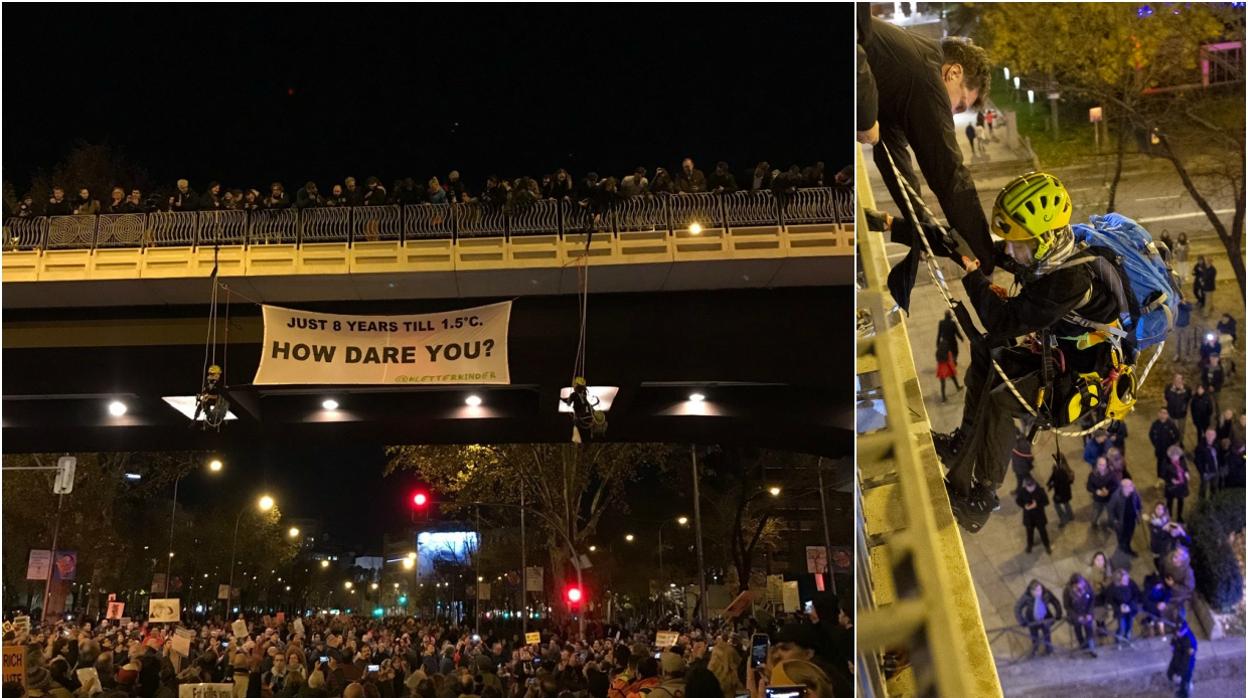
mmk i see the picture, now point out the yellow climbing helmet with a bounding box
[207,364,222,377]
[991,172,1073,260]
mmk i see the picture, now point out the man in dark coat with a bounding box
[1149,408,1182,478]
[1009,432,1034,496]
[1194,428,1222,500]
[1107,478,1143,557]
[1189,384,1215,438]
[857,3,994,309]
[1015,477,1051,555]
[1014,580,1062,657]
[1164,373,1192,441]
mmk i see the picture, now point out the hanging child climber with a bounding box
[934,172,1178,533]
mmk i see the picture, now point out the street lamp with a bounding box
[166,456,226,602]
[625,534,635,542]
[288,526,300,538]
[321,560,330,569]
[344,581,353,590]
[227,494,277,615]
[768,486,782,497]
[677,516,689,526]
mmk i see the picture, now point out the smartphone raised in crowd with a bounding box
[750,633,769,668]
[367,664,380,673]
[764,686,805,698]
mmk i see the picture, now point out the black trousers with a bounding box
[1025,522,1051,552]
[946,341,1041,496]
[1072,618,1095,649]
[1166,494,1186,522]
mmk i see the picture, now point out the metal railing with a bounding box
[3,187,850,252]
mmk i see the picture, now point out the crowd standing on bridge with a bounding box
[10,159,843,221]
[2,593,854,698]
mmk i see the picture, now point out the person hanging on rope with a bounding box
[857,3,995,310]
[192,364,231,429]
[935,173,1134,533]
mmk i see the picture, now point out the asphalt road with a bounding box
[863,131,1239,245]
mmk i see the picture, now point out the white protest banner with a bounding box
[12,617,30,635]
[178,684,233,698]
[292,618,305,637]
[26,550,51,580]
[654,631,679,648]
[170,627,192,656]
[766,575,784,604]
[524,567,544,593]
[254,302,512,385]
[149,598,180,623]
[217,585,231,601]
[781,581,800,613]
[232,619,249,639]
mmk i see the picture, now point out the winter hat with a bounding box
[26,664,52,691]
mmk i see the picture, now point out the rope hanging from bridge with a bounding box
[877,142,1165,440]
[192,247,231,430]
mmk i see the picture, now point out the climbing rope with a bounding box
[878,142,1165,439]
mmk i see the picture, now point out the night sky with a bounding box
[5,4,847,195]
[4,3,850,548]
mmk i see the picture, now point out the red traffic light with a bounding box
[412,491,429,507]
[565,586,583,604]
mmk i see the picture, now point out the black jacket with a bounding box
[936,317,963,360]
[1047,467,1073,503]
[1150,419,1182,458]
[1087,470,1118,503]
[1164,385,1191,419]
[1161,456,1190,499]
[707,171,738,194]
[1015,486,1049,526]
[1014,588,1062,625]
[1190,393,1215,430]
[344,186,365,207]
[858,5,993,296]
[1194,440,1221,476]
[172,189,198,212]
[1104,580,1141,618]
[1063,582,1095,621]
[743,169,773,192]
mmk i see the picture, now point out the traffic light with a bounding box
[564,586,583,606]
[410,490,431,521]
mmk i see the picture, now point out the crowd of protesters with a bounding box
[1004,328,1242,696]
[10,159,847,221]
[2,592,854,698]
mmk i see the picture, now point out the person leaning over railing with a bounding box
[707,162,737,194]
[71,187,99,215]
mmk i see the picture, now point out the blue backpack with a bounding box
[1070,213,1181,350]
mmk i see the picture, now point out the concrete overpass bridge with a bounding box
[2,188,853,456]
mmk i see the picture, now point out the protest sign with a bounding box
[655,631,679,648]
[721,590,753,619]
[805,546,828,575]
[217,585,231,601]
[25,550,51,580]
[232,619,249,639]
[254,302,512,385]
[12,617,30,635]
[178,684,233,698]
[781,581,800,613]
[3,645,25,686]
[149,598,180,623]
[766,575,784,604]
[170,628,193,656]
[525,632,541,646]
[52,551,77,581]
[292,618,305,637]
[76,667,100,694]
[524,567,544,593]
[106,602,125,620]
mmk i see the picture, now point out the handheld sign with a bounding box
[525,632,541,646]
[655,631,679,648]
[2,645,25,686]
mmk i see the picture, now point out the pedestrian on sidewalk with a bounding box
[1016,476,1051,555]
[1162,446,1190,523]
[1107,479,1143,557]
[1010,432,1034,495]
[1104,568,1141,644]
[1192,256,1216,313]
[1046,454,1074,528]
[975,124,988,154]
[1166,618,1197,698]
[1195,428,1222,500]
[1063,574,1098,657]
[1087,458,1118,530]
[1014,580,1062,657]
[1190,384,1215,437]
[1150,408,1182,481]
[985,110,996,140]
[1164,374,1192,442]
[1174,299,1194,362]
[964,123,977,157]
[935,310,963,402]
[1083,429,1110,466]
[1172,233,1190,286]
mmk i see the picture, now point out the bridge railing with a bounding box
[2,187,849,252]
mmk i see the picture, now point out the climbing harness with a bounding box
[878,143,1166,440]
[193,247,232,430]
